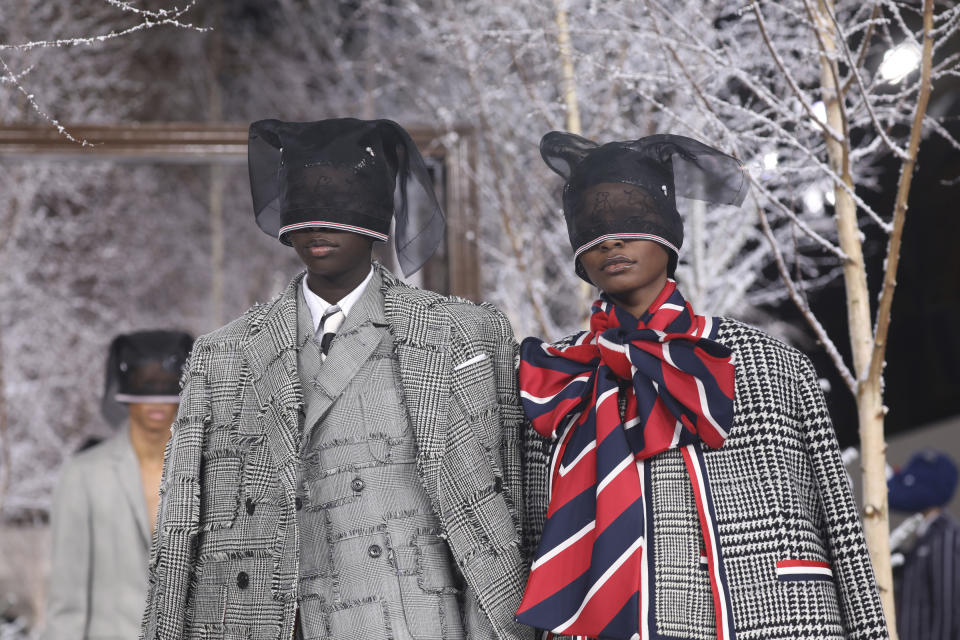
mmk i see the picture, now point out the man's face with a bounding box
[578,238,670,297]
[288,228,374,278]
[127,401,178,434]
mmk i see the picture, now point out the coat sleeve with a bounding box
[798,355,889,640]
[43,459,92,640]
[521,403,552,562]
[520,336,580,564]
[487,306,527,552]
[140,349,208,640]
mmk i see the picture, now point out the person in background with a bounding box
[44,330,193,640]
[889,450,960,640]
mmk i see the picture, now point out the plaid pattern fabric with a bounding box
[294,274,467,639]
[521,318,889,640]
[141,263,531,640]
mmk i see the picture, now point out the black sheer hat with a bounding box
[101,330,194,427]
[248,118,445,276]
[540,132,749,282]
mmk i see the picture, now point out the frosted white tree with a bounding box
[0,0,206,140]
[1,0,955,635]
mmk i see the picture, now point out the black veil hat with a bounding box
[248,118,445,277]
[101,330,194,427]
[540,132,748,282]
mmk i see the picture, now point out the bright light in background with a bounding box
[803,185,825,213]
[811,100,827,127]
[763,151,779,170]
[879,42,921,83]
[825,188,836,206]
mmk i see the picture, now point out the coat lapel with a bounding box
[380,266,451,502]
[244,274,303,496]
[110,426,150,549]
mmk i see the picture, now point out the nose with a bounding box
[597,238,624,251]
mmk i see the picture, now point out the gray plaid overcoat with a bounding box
[140,266,531,640]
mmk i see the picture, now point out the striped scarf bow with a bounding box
[516,280,737,640]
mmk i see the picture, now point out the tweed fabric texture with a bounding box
[294,276,465,639]
[521,318,888,640]
[141,264,531,640]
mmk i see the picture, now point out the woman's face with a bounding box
[578,237,671,298]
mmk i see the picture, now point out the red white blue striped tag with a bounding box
[775,559,833,581]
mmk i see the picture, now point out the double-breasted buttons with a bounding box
[351,477,365,492]
[245,498,256,516]
[237,571,249,589]
[367,544,382,558]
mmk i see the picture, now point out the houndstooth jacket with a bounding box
[522,318,889,640]
[140,264,531,640]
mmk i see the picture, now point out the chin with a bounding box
[598,278,643,295]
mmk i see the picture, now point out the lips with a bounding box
[305,236,339,257]
[601,255,635,274]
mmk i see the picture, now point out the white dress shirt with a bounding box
[301,266,375,334]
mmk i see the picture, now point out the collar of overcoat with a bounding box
[241,261,453,505]
[108,424,151,549]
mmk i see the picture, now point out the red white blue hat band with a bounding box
[278,220,389,243]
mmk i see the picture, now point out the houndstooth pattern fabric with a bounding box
[140,263,531,640]
[521,318,889,640]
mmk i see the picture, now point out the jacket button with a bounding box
[367,544,382,558]
[245,498,256,516]
[494,477,503,493]
[351,478,365,492]
[295,497,303,511]
[237,571,249,589]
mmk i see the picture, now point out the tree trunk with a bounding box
[207,0,225,328]
[553,0,582,136]
[812,0,896,633]
[552,0,595,315]
[0,341,10,516]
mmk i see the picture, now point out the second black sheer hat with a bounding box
[101,330,194,427]
[540,131,749,282]
[248,118,445,277]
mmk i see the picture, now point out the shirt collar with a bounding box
[301,266,375,334]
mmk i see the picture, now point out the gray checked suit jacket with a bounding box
[140,264,531,640]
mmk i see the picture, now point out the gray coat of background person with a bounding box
[140,265,531,640]
[45,426,151,640]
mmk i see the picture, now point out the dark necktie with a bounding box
[317,305,345,361]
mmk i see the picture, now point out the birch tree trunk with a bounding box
[553,0,595,314]
[553,0,581,136]
[810,0,936,633]
[811,1,896,631]
[207,0,225,328]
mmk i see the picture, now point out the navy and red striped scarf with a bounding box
[516,279,738,640]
